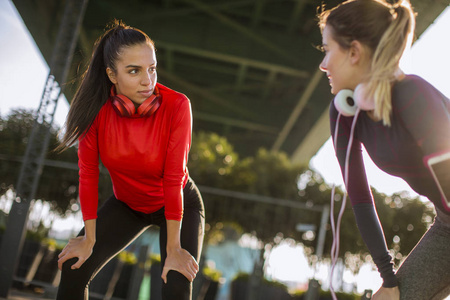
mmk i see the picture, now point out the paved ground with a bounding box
[0,289,54,300]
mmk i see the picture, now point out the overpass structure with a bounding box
[10,0,449,163]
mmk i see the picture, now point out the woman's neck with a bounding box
[394,68,405,81]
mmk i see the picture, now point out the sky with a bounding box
[0,0,69,125]
[1,0,450,296]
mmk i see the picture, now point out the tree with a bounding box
[0,109,112,216]
[297,168,435,273]
[0,113,435,273]
[188,131,435,275]
[188,132,313,245]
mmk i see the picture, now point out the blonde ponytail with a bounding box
[367,1,415,126]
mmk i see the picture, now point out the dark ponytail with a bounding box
[56,20,154,152]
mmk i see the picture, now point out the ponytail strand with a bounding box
[368,0,415,126]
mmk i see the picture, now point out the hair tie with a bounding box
[388,3,401,19]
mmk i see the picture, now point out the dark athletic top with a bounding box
[330,75,450,287]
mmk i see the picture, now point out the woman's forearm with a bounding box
[352,203,398,287]
[166,219,182,251]
[84,219,97,245]
[161,219,199,283]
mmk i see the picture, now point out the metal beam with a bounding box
[208,82,264,94]
[157,68,258,119]
[413,0,450,37]
[156,41,309,78]
[235,63,248,95]
[163,0,173,9]
[78,27,94,59]
[224,7,289,27]
[0,154,108,175]
[198,185,324,212]
[181,0,300,63]
[127,0,257,19]
[288,0,309,33]
[194,111,278,134]
[261,70,277,100]
[251,0,267,28]
[316,205,330,260]
[271,68,324,152]
[165,48,175,73]
[162,55,241,81]
[206,80,295,94]
[0,0,88,296]
[0,154,78,171]
[290,107,330,165]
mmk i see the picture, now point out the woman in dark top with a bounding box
[318,0,450,299]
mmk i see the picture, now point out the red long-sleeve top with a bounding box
[77,83,191,222]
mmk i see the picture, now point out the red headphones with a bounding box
[110,85,161,118]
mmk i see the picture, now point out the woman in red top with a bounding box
[56,21,205,300]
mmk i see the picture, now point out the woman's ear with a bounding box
[349,40,364,65]
[106,67,117,84]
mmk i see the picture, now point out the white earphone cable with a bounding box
[330,108,360,299]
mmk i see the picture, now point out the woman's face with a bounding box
[319,25,360,95]
[107,42,157,105]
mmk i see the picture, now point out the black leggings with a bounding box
[56,178,205,300]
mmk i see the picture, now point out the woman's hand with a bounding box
[372,286,400,300]
[161,247,199,283]
[57,235,95,270]
[58,219,96,271]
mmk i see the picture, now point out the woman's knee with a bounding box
[57,258,90,299]
[161,271,192,300]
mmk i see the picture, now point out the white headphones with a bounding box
[333,84,375,116]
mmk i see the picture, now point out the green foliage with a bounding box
[0,111,435,273]
[291,289,361,300]
[148,253,161,264]
[188,131,434,273]
[312,188,434,272]
[294,166,434,272]
[0,108,113,216]
[42,238,65,251]
[0,210,6,232]
[319,290,359,300]
[118,250,138,265]
[189,132,309,245]
[232,272,250,282]
[188,131,238,188]
[232,272,288,291]
[261,277,289,291]
[236,148,304,198]
[291,289,307,297]
[25,220,51,242]
[206,222,243,245]
[371,191,434,266]
[202,265,222,282]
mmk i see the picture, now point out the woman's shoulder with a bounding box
[394,74,447,95]
[157,83,190,105]
[96,99,114,119]
[395,74,428,90]
[393,74,448,103]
